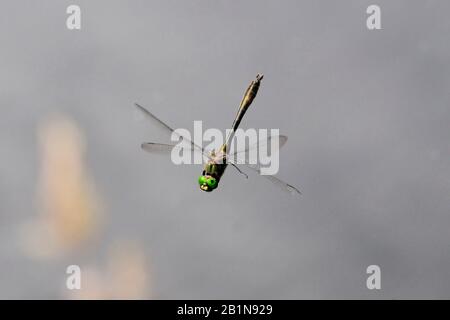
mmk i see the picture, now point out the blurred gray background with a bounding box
[1,0,450,299]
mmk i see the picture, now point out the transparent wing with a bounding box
[226,157,301,195]
[141,142,194,154]
[229,134,288,157]
[141,142,209,162]
[134,103,205,153]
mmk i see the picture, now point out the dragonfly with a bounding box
[135,74,301,195]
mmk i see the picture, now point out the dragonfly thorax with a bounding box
[199,152,228,192]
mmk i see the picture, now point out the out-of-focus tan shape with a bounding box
[20,114,101,259]
[68,241,151,299]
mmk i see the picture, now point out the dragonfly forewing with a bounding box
[135,103,204,154]
[141,142,210,163]
[228,134,288,164]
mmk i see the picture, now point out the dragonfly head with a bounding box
[198,174,218,192]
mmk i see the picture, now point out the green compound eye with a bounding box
[206,177,217,189]
[198,175,207,186]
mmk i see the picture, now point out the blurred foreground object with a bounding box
[20,114,101,259]
[67,241,151,299]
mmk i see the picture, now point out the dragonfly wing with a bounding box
[226,158,301,195]
[134,103,176,135]
[245,163,301,195]
[229,135,288,162]
[141,142,186,154]
[141,142,209,162]
[134,103,205,153]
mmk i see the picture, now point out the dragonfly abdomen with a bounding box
[225,74,264,147]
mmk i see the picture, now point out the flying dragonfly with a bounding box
[135,74,301,194]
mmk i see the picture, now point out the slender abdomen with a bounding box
[224,74,264,151]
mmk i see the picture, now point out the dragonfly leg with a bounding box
[229,163,248,179]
